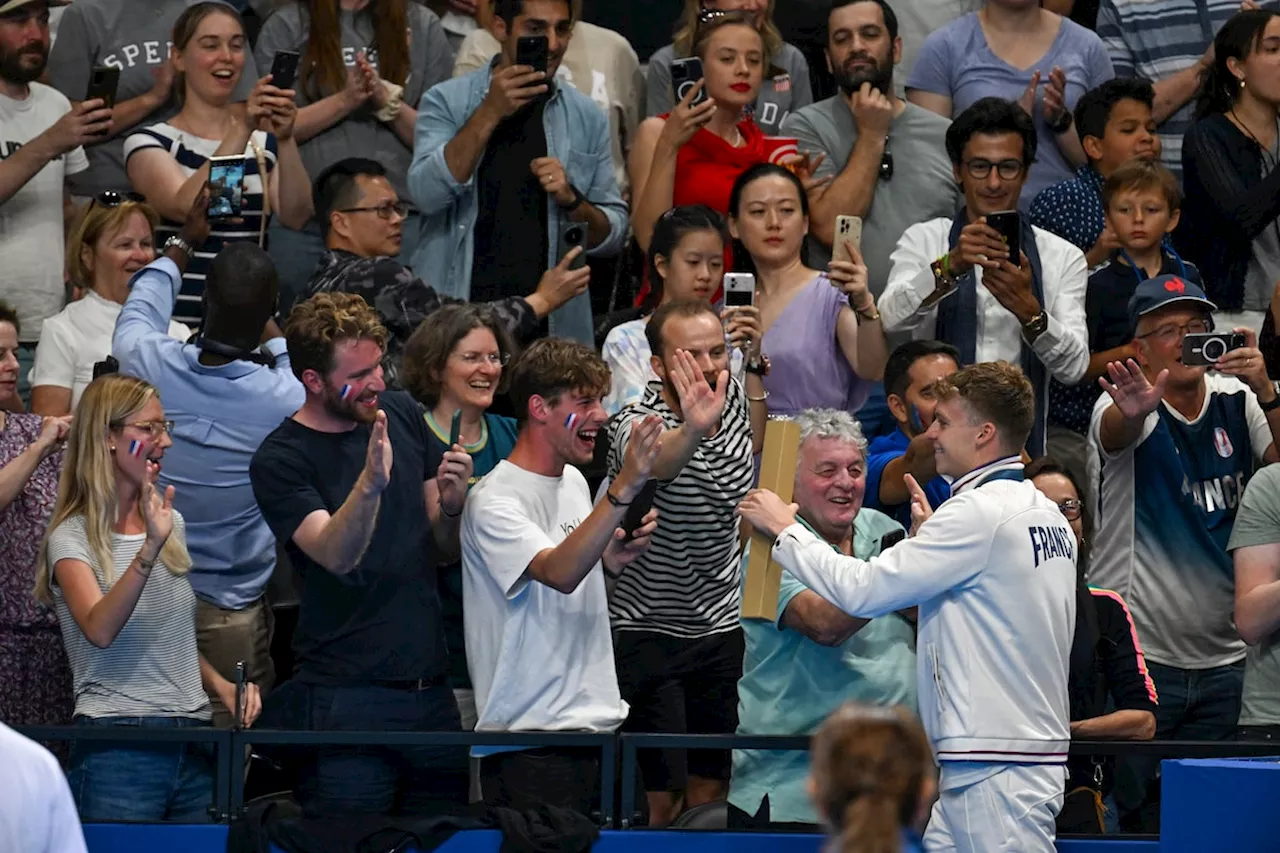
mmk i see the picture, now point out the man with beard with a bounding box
[250,292,474,816]
[604,299,766,826]
[781,0,959,290]
[461,337,661,815]
[0,0,111,405]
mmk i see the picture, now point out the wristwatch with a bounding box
[1021,311,1050,343]
[745,353,771,376]
[1261,380,1280,412]
[559,185,587,212]
[164,235,194,257]
[1047,109,1074,135]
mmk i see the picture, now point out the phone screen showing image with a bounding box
[208,158,246,219]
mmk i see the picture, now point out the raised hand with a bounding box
[949,219,1010,276]
[722,304,763,354]
[179,184,213,249]
[1099,358,1167,421]
[360,410,394,494]
[1017,70,1042,118]
[141,464,176,548]
[603,507,659,572]
[617,414,663,495]
[829,243,873,313]
[532,248,592,313]
[1042,66,1069,128]
[849,81,894,138]
[659,79,717,149]
[1213,327,1272,395]
[482,63,548,120]
[670,348,728,434]
[436,443,475,518]
[982,252,1040,323]
[904,474,933,537]
[736,488,799,539]
[43,99,113,154]
[781,150,832,199]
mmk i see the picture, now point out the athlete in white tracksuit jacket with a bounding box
[740,363,1077,853]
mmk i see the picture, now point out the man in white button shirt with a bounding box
[880,96,1089,455]
[0,722,88,853]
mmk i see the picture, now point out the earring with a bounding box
[109,446,116,452]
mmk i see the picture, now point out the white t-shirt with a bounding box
[0,83,89,342]
[461,460,627,736]
[30,289,191,410]
[0,723,88,853]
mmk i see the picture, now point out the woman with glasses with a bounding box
[30,194,192,417]
[33,374,262,822]
[906,0,1113,211]
[0,301,74,732]
[1182,9,1280,335]
[253,0,453,309]
[729,163,887,417]
[124,2,313,329]
[646,0,812,137]
[402,304,519,731]
[1026,456,1157,834]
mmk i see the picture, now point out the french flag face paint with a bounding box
[564,413,579,432]
[128,439,147,459]
[340,384,355,402]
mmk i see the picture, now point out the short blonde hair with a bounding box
[930,361,1035,452]
[285,292,389,381]
[67,201,160,289]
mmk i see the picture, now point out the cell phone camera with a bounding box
[564,228,583,246]
[676,80,697,101]
[1201,333,1245,361]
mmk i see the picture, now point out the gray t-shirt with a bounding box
[1244,133,1280,312]
[781,98,961,296]
[254,2,453,203]
[49,512,210,721]
[646,41,813,137]
[1228,464,1280,726]
[47,0,258,198]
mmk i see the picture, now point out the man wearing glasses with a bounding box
[1089,274,1280,830]
[307,158,590,388]
[880,96,1089,456]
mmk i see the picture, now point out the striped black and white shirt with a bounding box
[606,378,755,638]
[124,123,278,329]
[48,512,211,721]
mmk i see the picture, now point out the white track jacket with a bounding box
[772,457,1076,765]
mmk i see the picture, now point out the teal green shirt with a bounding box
[730,507,918,824]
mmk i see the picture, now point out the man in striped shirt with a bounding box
[1096,0,1278,183]
[605,299,767,826]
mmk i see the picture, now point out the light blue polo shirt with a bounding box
[731,508,918,824]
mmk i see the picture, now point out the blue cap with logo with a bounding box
[1127,274,1216,333]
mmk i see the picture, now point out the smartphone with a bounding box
[834,215,863,262]
[621,479,659,541]
[558,221,588,271]
[880,529,906,551]
[986,210,1021,263]
[1182,332,1247,366]
[723,272,756,308]
[270,49,300,91]
[670,57,708,108]
[449,409,462,448]
[85,65,121,109]
[233,660,246,730]
[516,35,549,75]
[207,156,246,219]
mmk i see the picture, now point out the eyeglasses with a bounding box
[1136,318,1213,343]
[92,190,145,209]
[453,351,509,367]
[879,141,894,181]
[116,420,175,437]
[963,159,1025,180]
[338,201,408,220]
[1057,499,1083,521]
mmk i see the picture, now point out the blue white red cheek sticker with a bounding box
[564,413,578,432]
[340,384,354,402]
[128,439,147,459]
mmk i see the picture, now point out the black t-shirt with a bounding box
[250,390,446,685]
[471,100,550,306]
[1086,253,1203,351]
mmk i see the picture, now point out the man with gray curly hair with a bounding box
[730,407,916,829]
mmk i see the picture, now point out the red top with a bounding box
[637,117,793,305]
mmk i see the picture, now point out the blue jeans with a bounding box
[67,716,214,822]
[260,679,467,816]
[1114,659,1244,832]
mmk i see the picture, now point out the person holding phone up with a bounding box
[409,0,627,347]
[880,97,1089,456]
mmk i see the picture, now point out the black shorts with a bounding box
[614,628,745,792]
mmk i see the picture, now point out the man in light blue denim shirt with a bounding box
[113,231,305,728]
[407,0,628,346]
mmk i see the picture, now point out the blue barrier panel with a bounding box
[84,825,1161,852]
[1159,757,1280,853]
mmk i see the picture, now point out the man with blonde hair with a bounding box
[739,361,1077,852]
[250,292,474,816]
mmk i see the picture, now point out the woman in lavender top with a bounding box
[728,164,887,417]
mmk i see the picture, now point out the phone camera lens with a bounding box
[1203,338,1225,361]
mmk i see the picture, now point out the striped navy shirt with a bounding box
[606,378,755,638]
[124,123,278,329]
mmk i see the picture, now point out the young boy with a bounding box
[1046,159,1198,490]
[1031,77,1161,267]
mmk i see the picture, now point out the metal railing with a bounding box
[17,724,1280,832]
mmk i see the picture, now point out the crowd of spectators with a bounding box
[5,0,1280,842]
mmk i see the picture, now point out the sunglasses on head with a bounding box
[92,190,146,209]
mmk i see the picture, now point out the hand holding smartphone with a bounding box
[449,409,463,448]
[834,215,863,262]
[207,156,246,219]
[516,36,549,75]
[985,210,1021,264]
[558,221,588,271]
[85,66,121,109]
[670,57,708,108]
[621,480,659,541]
[270,50,300,91]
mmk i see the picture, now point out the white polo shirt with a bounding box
[461,460,628,738]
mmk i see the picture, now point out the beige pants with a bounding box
[195,596,276,729]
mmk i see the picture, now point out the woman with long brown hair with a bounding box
[254,0,454,307]
[810,703,933,853]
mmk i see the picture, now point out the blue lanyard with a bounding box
[1118,248,1187,284]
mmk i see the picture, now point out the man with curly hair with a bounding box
[250,291,474,816]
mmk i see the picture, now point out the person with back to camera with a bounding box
[739,361,1078,852]
[809,702,934,853]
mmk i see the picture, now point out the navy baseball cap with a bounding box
[1127,274,1217,332]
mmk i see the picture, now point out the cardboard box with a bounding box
[741,417,802,620]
